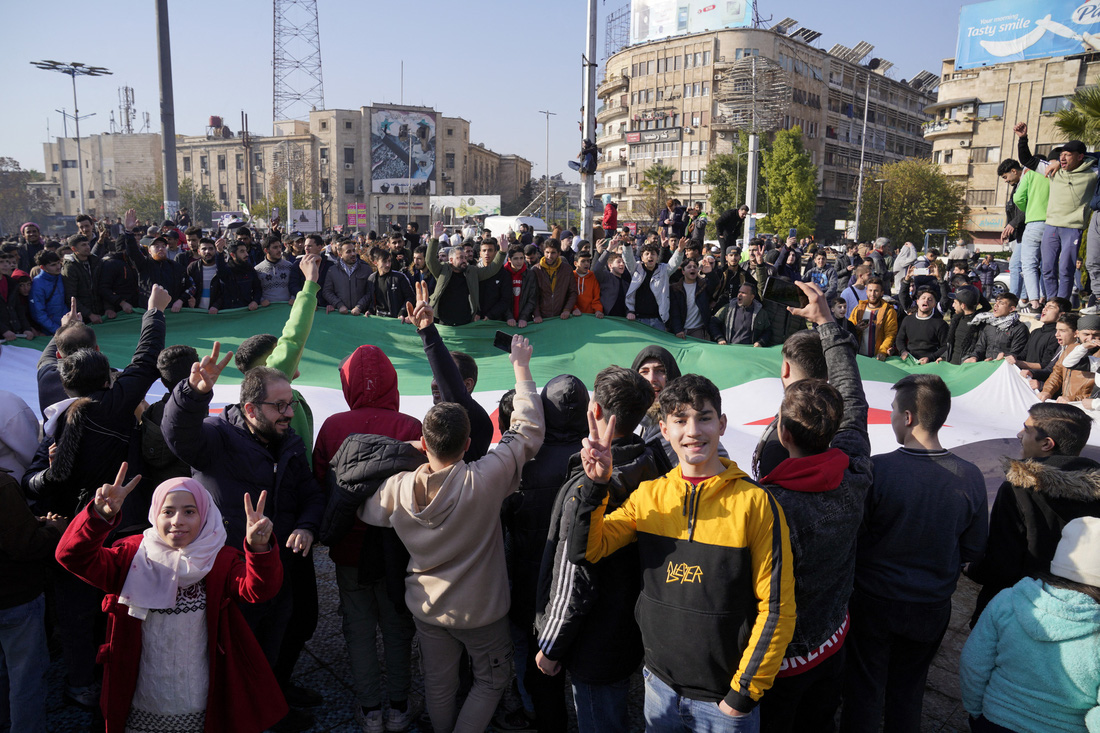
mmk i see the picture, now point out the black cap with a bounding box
[1063,140,1087,155]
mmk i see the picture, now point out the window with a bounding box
[702,82,710,96]
[70,190,75,198]
[692,114,701,126]
[182,157,191,172]
[103,189,116,199]
[51,163,59,172]
[693,82,700,97]
[219,183,227,200]
[703,50,711,65]
[970,146,1001,164]
[237,184,245,199]
[684,53,693,68]
[199,156,208,171]
[344,147,355,165]
[647,60,654,74]
[87,190,95,199]
[446,153,456,169]
[345,120,353,129]
[254,152,263,167]
[447,128,454,136]
[236,154,244,170]
[320,179,329,195]
[62,160,77,169]
[966,189,996,206]
[218,155,226,171]
[320,120,328,130]
[344,178,355,194]
[1041,96,1073,114]
[673,55,681,71]
[320,148,329,160]
[657,58,665,73]
[977,102,1004,118]
[694,52,701,66]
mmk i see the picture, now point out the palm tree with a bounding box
[639,162,679,223]
[1055,81,1100,150]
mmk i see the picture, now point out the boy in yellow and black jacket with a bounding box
[566,373,795,728]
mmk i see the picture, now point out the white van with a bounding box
[481,215,550,239]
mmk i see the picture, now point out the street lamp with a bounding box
[538,110,556,223]
[874,178,886,240]
[32,61,112,215]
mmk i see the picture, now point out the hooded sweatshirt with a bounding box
[313,346,423,567]
[574,269,603,314]
[357,379,545,628]
[1042,157,1098,230]
[631,346,683,472]
[961,578,1100,733]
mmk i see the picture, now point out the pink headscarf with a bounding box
[20,222,40,236]
[117,477,227,620]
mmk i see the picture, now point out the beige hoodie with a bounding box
[358,380,545,628]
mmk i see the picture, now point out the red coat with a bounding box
[603,203,618,232]
[56,505,287,733]
[313,344,422,566]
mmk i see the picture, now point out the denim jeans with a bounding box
[644,667,760,733]
[1008,240,1025,301]
[335,566,415,708]
[1087,213,1100,300]
[572,676,630,733]
[639,317,667,332]
[0,595,48,733]
[1041,225,1079,299]
[1018,221,1045,302]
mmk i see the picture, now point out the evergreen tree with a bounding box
[853,159,968,244]
[759,127,817,238]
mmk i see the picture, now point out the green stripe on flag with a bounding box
[8,307,1000,396]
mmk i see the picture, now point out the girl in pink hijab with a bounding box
[56,464,288,733]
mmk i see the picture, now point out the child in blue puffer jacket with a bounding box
[29,250,66,334]
[961,516,1100,733]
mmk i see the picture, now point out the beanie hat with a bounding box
[953,286,979,309]
[1051,517,1100,587]
[1079,314,1100,331]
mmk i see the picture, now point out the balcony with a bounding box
[922,118,976,140]
[597,156,629,172]
[597,73,628,97]
[939,162,970,178]
[596,104,628,124]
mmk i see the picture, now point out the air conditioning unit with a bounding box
[200,166,208,173]
[628,161,636,166]
[633,184,642,190]
[961,104,975,113]
[959,140,971,148]
[253,165,263,172]
[344,163,353,170]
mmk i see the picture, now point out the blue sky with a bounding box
[3,0,967,181]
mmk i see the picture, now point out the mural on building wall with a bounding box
[956,0,1100,69]
[370,109,437,195]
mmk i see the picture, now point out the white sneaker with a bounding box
[386,695,423,732]
[1081,305,1100,315]
[355,706,385,733]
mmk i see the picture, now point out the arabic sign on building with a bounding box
[955,0,1100,69]
[430,196,502,217]
[625,128,683,144]
[630,0,750,46]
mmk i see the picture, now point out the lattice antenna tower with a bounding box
[715,56,791,134]
[273,0,325,123]
[118,86,136,135]
[604,2,630,60]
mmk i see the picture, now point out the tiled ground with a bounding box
[44,547,978,732]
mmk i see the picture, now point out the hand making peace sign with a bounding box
[93,462,142,521]
[405,280,435,330]
[188,341,235,394]
[244,491,273,552]
[580,407,617,484]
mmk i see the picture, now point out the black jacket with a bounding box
[968,455,1100,624]
[419,324,491,462]
[715,209,744,250]
[1023,322,1060,379]
[125,236,191,302]
[534,435,662,683]
[367,270,415,318]
[211,261,262,310]
[966,318,1030,361]
[0,277,31,335]
[98,251,140,311]
[478,267,512,321]
[322,434,425,593]
[161,381,325,550]
[502,375,589,630]
[186,259,230,308]
[668,280,722,339]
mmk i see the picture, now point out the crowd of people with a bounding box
[1,196,1100,733]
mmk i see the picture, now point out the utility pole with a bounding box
[853,71,872,241]
[580,0,598,240]
[874,178,886,240]
[539,110,556,224]
[156,0,180,220]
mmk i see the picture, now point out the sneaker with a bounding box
[271,707,315,733]
[284,683,323,708]
[355,706,385,733]
[385,696,423,732]
[64,683,100,711]
[491,707,537,732]
[1081,305,1100,315]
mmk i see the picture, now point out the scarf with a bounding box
[118,477,226,620]
[971,311,1020,332]
[540,256,563,290]
[504,260,527,319]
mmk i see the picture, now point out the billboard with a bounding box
[630,0,750,45]
[955,0,1100,69]
[346,203,368,229]
[370,109,437,195]
[626,127,683,144]
[430,196,502,218]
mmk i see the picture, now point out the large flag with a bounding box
[0,307,1065,492]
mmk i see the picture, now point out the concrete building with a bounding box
[595,26,935,235]
[40,132,162,220]
[925,55,1098,245]
[499,155,533,207]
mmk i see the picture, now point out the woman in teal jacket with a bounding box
[961,517,1100,733]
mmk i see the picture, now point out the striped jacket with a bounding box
[566,459,795,712]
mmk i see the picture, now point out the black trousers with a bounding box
[839,589,951,733]
[760,645,845,733]
[274,551,319,687]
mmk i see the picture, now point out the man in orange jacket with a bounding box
[572,250,604,317]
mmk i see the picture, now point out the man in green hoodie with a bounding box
[1038,140,1098,300]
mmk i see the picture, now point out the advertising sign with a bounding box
[430,196,502,217]
[346,203,367,229]
[625,127,683,144]
[287,209,322,233]
[370,109,437,195]
[630,0,750,46]
[955,0,1100,69]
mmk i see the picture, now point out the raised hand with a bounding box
[1013,122,1027,138]
[244,491,273,552]
[509,334,533,369]
[787,280,832,326]
[124,208,138,231]
[188,341,234,394]
[405,280,434,330]
[298,253,320,284]
[148,283,171,313]
[93,462,142,521]
[60,298,83,328]
[580,407,616,484]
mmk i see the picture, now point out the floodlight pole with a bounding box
[743,57,760,245]
[580,0,598,240]
[853,72,871,241]
[68,72,88,215]
[156,0,180,220]
[539,111,556,223]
